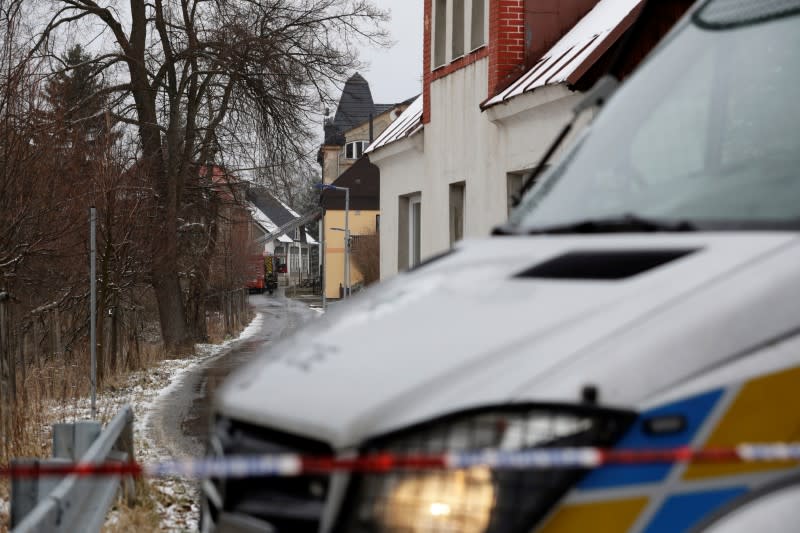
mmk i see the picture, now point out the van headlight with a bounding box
[336,405,634,533]
[383,466,494,533]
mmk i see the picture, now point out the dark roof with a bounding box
[329,73,375,140]
[323,74,408,145]
[374,103,395,115]
[320,156,379,211]
[246,186,296,228]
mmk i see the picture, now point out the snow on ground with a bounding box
[3,313,264,532]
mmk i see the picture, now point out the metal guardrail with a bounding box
[10,405,136,532]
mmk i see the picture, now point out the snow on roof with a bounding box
[248,201,278,234]
[249,201,295,243]
[365,95,423,154]
[484,0,643,108]
[249,200,319,245]
[275,196,300,218]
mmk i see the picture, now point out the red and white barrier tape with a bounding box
[2,444,799,479]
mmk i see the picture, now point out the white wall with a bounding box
[376,136,426,278]
[372,58,587,280]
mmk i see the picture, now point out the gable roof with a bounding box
[248,201,294,243]
[246,186,297,228]
[246,185,320,245]
[364,95,423,154]
[484,0,644,108]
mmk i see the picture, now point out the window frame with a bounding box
[409,195,422,268]
[344,140,368,160]
[432,0,488,70]
[449,181,465,246]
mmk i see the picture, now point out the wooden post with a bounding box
[226,291,232,335]
[109,299,118,376]
[0,292,11,448]
[239,289,244,327]
[233,291,242,330]
[31,319,39,370]
[18,327,26,405]
[113,410,137,505]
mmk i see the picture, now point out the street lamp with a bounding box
[316,183,350,299]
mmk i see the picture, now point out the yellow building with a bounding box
[319,73,412,300]
[322,209,379,299]
[320,157,381,299]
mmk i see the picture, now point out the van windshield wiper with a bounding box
[513,75,619,203]
[522,214,698,234]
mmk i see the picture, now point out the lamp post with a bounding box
[316,183,350,299]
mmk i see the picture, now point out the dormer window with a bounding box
[345,140,369,159]
[433,0,488,69]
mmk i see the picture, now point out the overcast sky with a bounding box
[353,1,424,104]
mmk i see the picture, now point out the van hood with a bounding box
[216,233,800,449]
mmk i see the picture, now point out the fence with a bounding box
[0,290,152,450]
[10,405,135,532]
[207,288,249,338]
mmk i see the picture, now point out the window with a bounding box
[398,193,422,270]
[344,140,368,159]
[432,0,487,69]
[410,196,422,267]
[449,182,465,245]
[452,0,465,58]
[434,0,447,67]
[471,0,486,50]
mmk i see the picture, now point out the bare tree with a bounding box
[33,0,388,353]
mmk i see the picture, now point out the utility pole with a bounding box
[90,207,97,418]
[343,187,350,298]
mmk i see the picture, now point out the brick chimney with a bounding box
[490,0,600,95]
[488,0,527,97]
[422,0,600,123]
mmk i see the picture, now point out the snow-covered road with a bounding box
[141,292,319,529]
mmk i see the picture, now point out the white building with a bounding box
[367,0,692,279]
[247,186,318,283]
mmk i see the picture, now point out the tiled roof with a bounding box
[364,95,423,154]
[484,0,643,108]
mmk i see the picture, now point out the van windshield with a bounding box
[511,8,800,232]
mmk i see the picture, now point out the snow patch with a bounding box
[1,313,264,531]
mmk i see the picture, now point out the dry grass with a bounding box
[102,481,161,533]
[0,310,249,531]
[206,309,253,345]
[206,311,227,344]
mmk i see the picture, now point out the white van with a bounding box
[202,0,800,531]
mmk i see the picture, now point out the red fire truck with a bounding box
[245,255,266,294]
[246,255,278,295]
